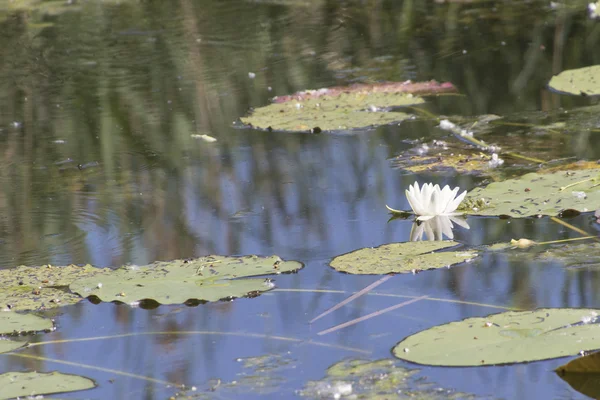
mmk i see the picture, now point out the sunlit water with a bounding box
[0,1,600,399]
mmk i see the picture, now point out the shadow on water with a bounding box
[0,0,600,398]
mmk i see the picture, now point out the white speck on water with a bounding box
[11,121,21,128]
[488,153,504,167]
[53,139,66,144]
[248,72,256,79]
[572,191,587,199]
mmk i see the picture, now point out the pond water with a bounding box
[1,1,600,399]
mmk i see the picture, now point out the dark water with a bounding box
[1,1,600,399]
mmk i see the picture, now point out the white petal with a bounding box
[430,185,446,215]
[442,186,460,214]
[406,189,425,216]
[445,189,467,214]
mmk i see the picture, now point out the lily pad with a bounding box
[329,241,476,275]
[70,255,303,305]
[459,169,600,217]
[0,371,96,399]
[242,91,423,132]
[394,308,600,366]
[272,81,457,103]
[393,151,498,177]
[548,65,600,96]
[556,351,600,400]
[0,339,26,354]
[0,312,53,334]
[535,242,600,269]
[299,359,476,399]
[0,264,106,311]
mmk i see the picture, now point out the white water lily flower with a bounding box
[404,182,467,221]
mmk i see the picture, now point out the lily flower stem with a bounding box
[550,216,600,242]
[536,236,597,246]
[502,152,545,164]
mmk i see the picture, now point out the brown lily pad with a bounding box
[272,80,457,104]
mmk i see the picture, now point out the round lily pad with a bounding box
[548,65,600,96]
[0,371,96,399]
[329,241,476,275]
[0,312,53,334]
[394,308,600,366]
[460,169,600,217]
[241,92,423,132]
[70,255,303,305]
[0,264,106,311]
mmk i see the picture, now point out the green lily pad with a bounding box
[0,264,106,311]
[459,169,600,217]
[394,308,600,366]
[548,65,600,96]
[329,241,477,275]
[70,255,303,305]
[0,312,53,334]
[0,339,26,354]
[241,91,424,132]
[0,371,96,399]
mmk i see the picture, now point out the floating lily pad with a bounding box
[0,371,96,399]
[548,65,600,96]
[0,339,26,354]
[0,264,106,311]
[459,169,600,217]
[394,308,600,366]
[70,255,303,305]
[394,151,497,177]
[299,359,476,399]
[0,312,53,334]
[242,91,423,132]
[556,351,600,400]
[329,241,476,275]
[272,81,457,104]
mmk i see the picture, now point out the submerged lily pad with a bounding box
[548,65,600,96]
[460,169,600,217]
[0,264,106,311]
[0,371,96,399]
[535,242,600,269]
[0,312,53,334]
[329,241,476,275]
[242,91,423,132]
[394,308,600,366]
[70,255,302,305]
[299,359,476,399]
